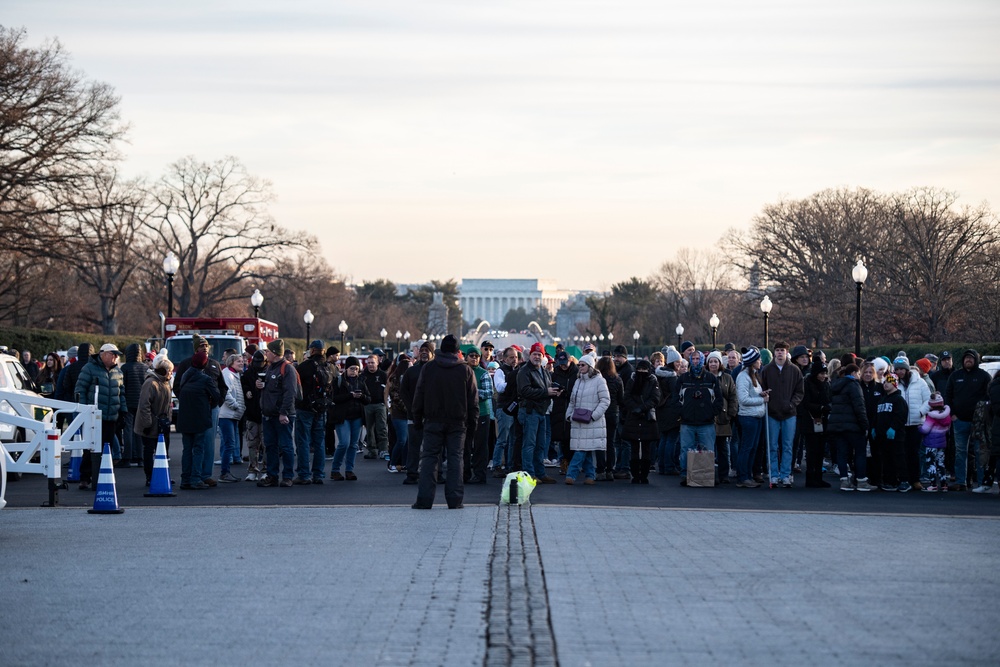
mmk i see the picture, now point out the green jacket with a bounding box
[75,355,127,422]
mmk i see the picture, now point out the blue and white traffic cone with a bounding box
[66,449,83,482]
[144,435,175,497]
[88,442,124,514]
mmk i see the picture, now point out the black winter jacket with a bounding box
[945,350,992,421]
[622,372,661,442]
[330,372,370,424]
[827,376,869,434]
[654,367,681,434]
[802,376,832,424]
[176,367,221,434]
[516,362,553,416]
[874,391,907,440]
[120,343,148,413]
[671,369,723,427]
[411,352,478,430]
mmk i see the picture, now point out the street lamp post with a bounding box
[303,309,314,342]
[675,323,684,349]
[760,295,772,351]
[404,331,410,352]
[607,331,613,352]
[852,259,868,357]
[338,319,348,354]
[709,313,720,350]
[250,289,264,319]
[395,330,402,354]
[632,330,640,361]
[380,328,387,350]
[162,252,179,318]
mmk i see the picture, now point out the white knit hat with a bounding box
[578,353,598,369]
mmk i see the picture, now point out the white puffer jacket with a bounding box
[219,367,246,420]
[898,374,930,426]
[566,369,611,451]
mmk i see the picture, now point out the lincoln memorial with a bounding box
[459,279,572,326]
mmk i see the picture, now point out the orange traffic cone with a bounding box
[88,443,124,514]
[144,435,175,497]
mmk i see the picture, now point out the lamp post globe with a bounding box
[632,330,640,361]
[709,313,720,350]
[395,330,402,354]
[250,289,264,319]
[675,323,684,349]
[303,309,314,342]
[338,319,348,354]
[759,295,772,351]
[852,259,868,356]
[162,252,179,318]
[380,327,388,349]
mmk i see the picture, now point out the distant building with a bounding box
[555,295,593,340]
[459,279,571,326]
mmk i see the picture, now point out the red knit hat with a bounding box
[915,358,933,374]
[529,342,545,356]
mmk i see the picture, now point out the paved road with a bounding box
[2,506,998,666]
[4,454,1000,517]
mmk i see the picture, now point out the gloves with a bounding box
[886,427,896,440]
[871,428,876,439]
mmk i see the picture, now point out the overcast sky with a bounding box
[7,0,1000,291]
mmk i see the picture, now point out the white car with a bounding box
[0,352,42,443]
[981,355,1000,379]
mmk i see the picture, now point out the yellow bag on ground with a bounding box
[500,471,537,505]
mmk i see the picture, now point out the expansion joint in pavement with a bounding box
[484,504,559,667]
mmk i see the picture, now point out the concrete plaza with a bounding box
[1,504,997,666]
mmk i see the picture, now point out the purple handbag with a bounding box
[571,408,593,423]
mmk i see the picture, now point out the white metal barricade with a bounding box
[0,391,100,507]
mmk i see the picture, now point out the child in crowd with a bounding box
[874,372,908,491]
[920,393,951,492]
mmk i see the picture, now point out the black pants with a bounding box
[901,425,922,485]
[629,438,653,482]
[416,422,466,508]
[141,430,171,482]
[805,431,826,485]
[80,420,117,486]
[464,415,491,481]
[405,422,423,482]
[510,412,524,473]
[596,412,618,474]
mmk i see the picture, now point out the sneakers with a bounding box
[543,459,559,467]
[256,475,278,487]
[972,484,991,493]
[855,478,873,492]
[244,472,258,482]
[218,472,240,483]
[770,478,780,487]
[379,450,390,461]
[292,477,312,485]
[387,465,400,473]
[897,482,912,493]
[781,477,793,488]
[736,479,761,488]
[613,471,631,480]
[923,484,940,492]
[880,483,896,492]
[839,477,854,491]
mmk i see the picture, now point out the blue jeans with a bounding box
[952,419,980,486]
[295,410,327,480]
[679,424,716,474]
[566,450,596,480]
[767,415,795,480]
[181,429,209,486]
[832,430,867,480]
[518,411,547,479]
[492,410,514,469]
[737,416,763,483]
[262,415,295,479]
[202,406,220,479]
[332,418,362,474]
[656,431,679,474]
[390,418,409,466]
[219,418,240,476]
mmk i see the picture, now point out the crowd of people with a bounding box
[9,334,1000,506]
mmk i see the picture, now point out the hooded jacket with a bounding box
[944,349,992,421]
[654,366,681,434]
[176,366,221,434]
[897,372,930,426]
[671,368,722,427]
[623,371,662,442]
[120,343,148,413]
[60,343,92,402]
[411,351,478,430]
[74,353,127,422]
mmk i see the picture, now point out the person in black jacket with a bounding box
[612,344,634,477]
[672,352,723,484]
[596,356,625,481]
[873,372,908,491]
[411,335,478,509]
[176,350,221,490]
[945,349,992,491]
[653,348,682,476]
[550,350,578,472]
[119,343,148,468]
[294,340,334,484]
[827,364,872,491]
[174,335,228,486]
[328,356,370,482]
[801,360,832,488]
[623,360,662,484]
[491,346,521,477]
[400,341,434,485]
[241,350,267,481]
[516,342,561,483]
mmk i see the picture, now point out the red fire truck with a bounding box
[162,317,280,364]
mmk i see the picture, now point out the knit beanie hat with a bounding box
[344,356,361,369]
[635,359,652,372]
[915,358,933,374]
[664,346,682,365]
[706,350,724,366]
[529,342,545,356]
[679,340,694,355]
[883,372,899,388]
[872,357,889,375]
[741,346,761,366]
[892,356,910,371]
[267,339,285,356]
[929,393,944,407]
[193,334,208,351]
[579,353,598,369]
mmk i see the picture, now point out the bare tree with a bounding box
[651,248,738,345]
[44,167,150,334]
[0,27,126,239]
[146,155,310,316]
